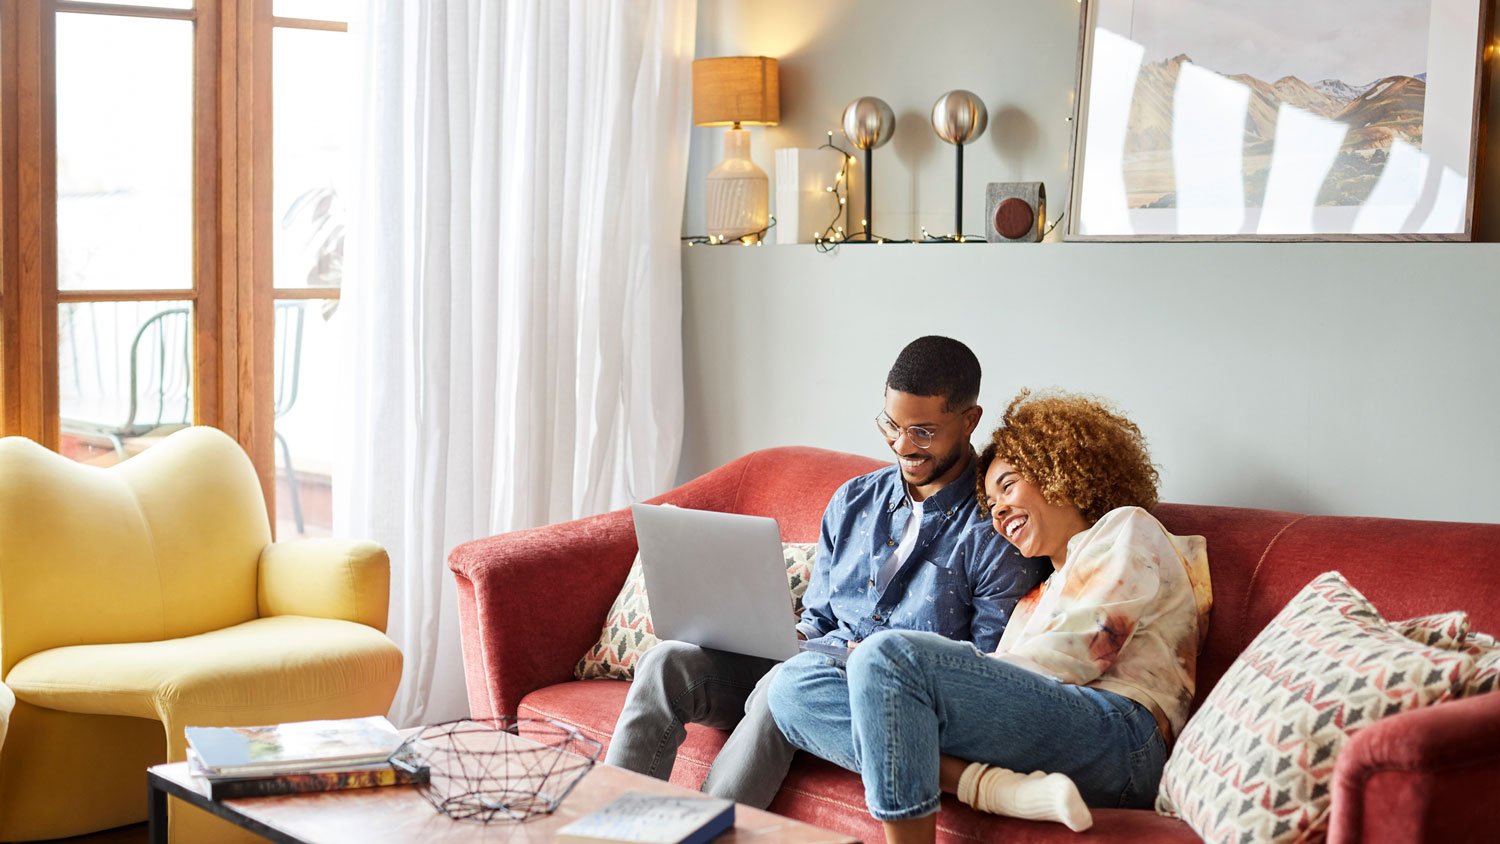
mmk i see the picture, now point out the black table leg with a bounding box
[148,775,168,844]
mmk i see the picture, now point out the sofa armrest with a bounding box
[449,509,638,720]
[444,446,875,720]
[258,538,391,632]
[1329,691,1500,843]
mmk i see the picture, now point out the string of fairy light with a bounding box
[685,128,1063,249]
[811,131,927,250]
[813,131,858,252]
[679,129,872,249]
[812,130,990,250]
[681,219,776,246]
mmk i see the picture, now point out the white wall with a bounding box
[680,1,1500,524]
[682,244,1500,523]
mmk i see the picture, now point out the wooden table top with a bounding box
[150,755,856,844]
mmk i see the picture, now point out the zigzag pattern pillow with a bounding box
[574,543,817,682]
[1460,632,1500,696]
[1393,612,1500,697]
[1155,571,1477,843]
[1393,611,1470,650]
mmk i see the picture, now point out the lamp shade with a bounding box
[693,56,780,127]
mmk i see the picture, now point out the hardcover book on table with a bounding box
[184,716,405,777]
[555,792,734,844]
[185,749,429,799]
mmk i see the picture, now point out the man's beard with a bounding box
[899,445,963,488]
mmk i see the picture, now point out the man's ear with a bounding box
[963,404,983,436]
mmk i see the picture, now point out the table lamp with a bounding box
[693,56,780,243]
[931,90,988,240]
[842,96,895,241]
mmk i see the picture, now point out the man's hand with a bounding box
[796,629,807,641]
[846,639,861,651]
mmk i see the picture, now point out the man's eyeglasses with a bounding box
[875,412,940,449]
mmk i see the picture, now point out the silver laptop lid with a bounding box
[630,503,801,662]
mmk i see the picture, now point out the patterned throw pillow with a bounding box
[1155,571,1477,843]
[1393,611,1470,650]
[1391,612,1500,697]
[574,542,817,682]
[1459,631,1500,697]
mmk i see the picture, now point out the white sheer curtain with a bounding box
[339,0,695,726]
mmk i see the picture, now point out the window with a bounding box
[0,0,350,535]
[271,8,350,536]
[56,9,196,466]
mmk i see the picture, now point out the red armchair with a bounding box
[450,447,1500,843]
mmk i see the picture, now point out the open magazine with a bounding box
[185,716,405,777]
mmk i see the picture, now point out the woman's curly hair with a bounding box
[976,389,1159,524]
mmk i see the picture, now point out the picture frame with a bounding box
[1065,0,1492,241]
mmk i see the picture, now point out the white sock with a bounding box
[956,762,1093,832]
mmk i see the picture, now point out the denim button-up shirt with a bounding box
[796,460,1050,652]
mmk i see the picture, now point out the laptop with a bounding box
[630,503,802,662]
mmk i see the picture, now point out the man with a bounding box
[604,336,1049,807]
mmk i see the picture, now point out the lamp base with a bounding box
[706,128,769,242]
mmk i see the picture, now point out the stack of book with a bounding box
[184,716,427,799]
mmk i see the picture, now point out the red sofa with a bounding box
[449,447,1500,843]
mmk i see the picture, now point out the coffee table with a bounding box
[147,749,856,844]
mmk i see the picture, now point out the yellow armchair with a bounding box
[0,427,402,842]
[0,680,12,763]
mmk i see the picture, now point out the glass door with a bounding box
[55,5,198,466]
[270,2,351,536]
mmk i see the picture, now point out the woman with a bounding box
[782,389,1211,843]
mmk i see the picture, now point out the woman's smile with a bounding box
[985,458,1088,565]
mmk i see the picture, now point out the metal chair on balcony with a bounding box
[60,301,308,534]
[274,300,307,534]
[60,306,192,458]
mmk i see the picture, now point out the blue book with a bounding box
[555,792,735,844]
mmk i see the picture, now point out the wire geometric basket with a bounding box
[391,717,602,823]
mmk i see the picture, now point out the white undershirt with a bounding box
[876,497,924,592]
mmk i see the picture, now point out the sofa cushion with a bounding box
[6,615,401,719]
[1232,516,1500,664]
[1156,571,1477,843]
[1149,504,1306,711]
[770,755,1205,844]
[522,679,1204,842]
[518,679,728,789]
[574,543,817,682]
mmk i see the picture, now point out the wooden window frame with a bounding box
[0,0,286,515]
[269,11,345,304]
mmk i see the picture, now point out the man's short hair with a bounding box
[885,336,981,411]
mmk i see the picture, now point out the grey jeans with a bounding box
[603,640,795,809]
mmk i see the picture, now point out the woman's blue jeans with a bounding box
[767,630,1165,822]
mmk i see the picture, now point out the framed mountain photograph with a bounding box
[1065,0,1490,240]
